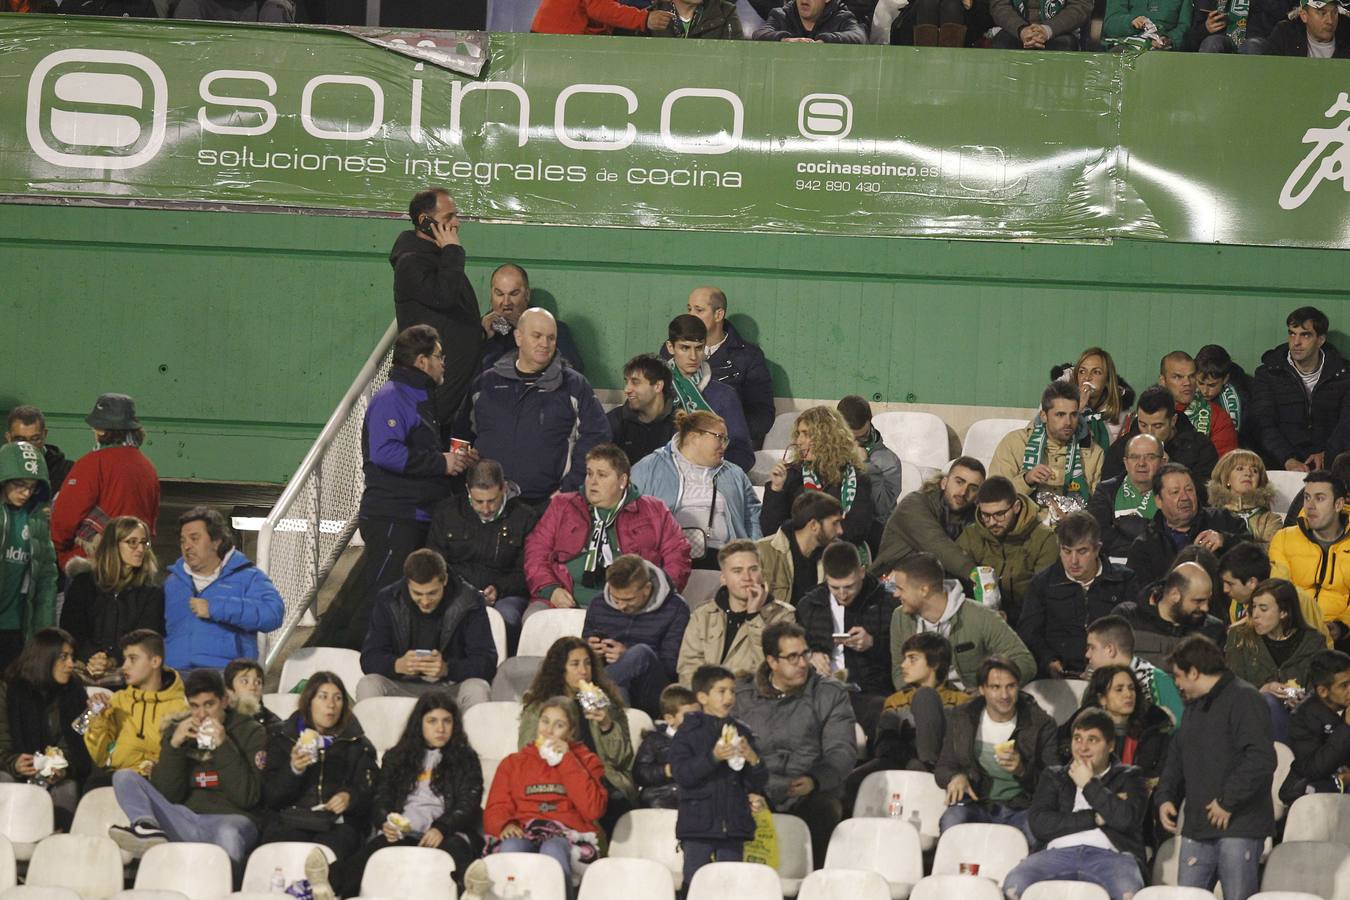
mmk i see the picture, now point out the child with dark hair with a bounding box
[1196,344,1248,434]
[224,658,280,729]
[634,684,700,809]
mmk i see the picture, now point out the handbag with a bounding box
[680,480,719,561]
[278,807,337,832]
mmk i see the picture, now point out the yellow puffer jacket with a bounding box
[1269,517,1350,629]
[84,668,188,772]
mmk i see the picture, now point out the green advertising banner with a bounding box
[0,15,1346,248]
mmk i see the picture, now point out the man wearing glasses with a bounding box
[956,475,1057,627]
[1090,432,1168,559]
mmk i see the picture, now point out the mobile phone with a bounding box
[414,649,433,657]
[832,632,851,641]
[417,215,435,237]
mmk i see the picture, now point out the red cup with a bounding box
[960,863,981,876]
[449,438,471,454]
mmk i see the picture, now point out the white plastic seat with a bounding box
[825,818,923,900]
[353,696,418,762]
[626,708,655,739]
[872,412,951,470]
[71,787,132,864]
[240,842,337,893]
[763,412,800,450]
[1260,840,1350,900]
[26,833,125,900]
[1020,882,1110,900]
[360,845,457,900]
[517,609,587,657]
[1267,470,1306,519]
[113,892,192,900]
[482,852,568,900]
[963,419,1031,461]
[931,823,1029,886]
[609,809,683,889]
[579,857,675,900]
[1024,680,1090,726]
[0,836,15,893]
[851,770,947,851]
[0,888,85,900]
[1136,889,1231,900]
[277,647,365,696]
[135,842,233,900]
[464,701,524,806]
[1273,741,1295,821]
[898,463,940,503]
[686,862,782,900]
[798,869,893,900]
[1284,793,1350,844]
[1250,893,1325,900]
[262,692,300,720]
[682,570,723,610]
[773,814,813,897]
[1150,836,1181,886]
[486,606,508,667]
[910,875,1003,900]
[0,784,54,862]
[749,450,781,486]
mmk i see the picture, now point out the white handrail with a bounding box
[257,319,399,669]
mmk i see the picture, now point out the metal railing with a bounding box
[256,320,398,669]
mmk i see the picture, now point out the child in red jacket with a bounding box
[484,696,608,890]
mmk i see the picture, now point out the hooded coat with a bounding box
[632,439,763,542]
[796,573,896,695]
[581,560,691,685]
[0,442,57,639]
[1110,592,1227,669]
[84,667,187,773]
[874,483,977,584]
[669,711,768,841]
[935,692,1059,809]
[360,574,498,685]
[753,0,868,40]
[956,497,1058,624]
[1224,621,1325,688]
[360,365,450,523]
[1251,342,1350,467]
[989,421,1105,516]
[1205,481,1283,547]
[756,527,824,608]
[262,711,378,825]
[889,580,1037,689]
[484,740,609,835]
[163,550,285,670]
[676,587,797,686]
[426,484,541,599]
[151,707,268,824]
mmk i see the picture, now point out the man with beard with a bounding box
[875,458,985,587]
[1112,561,1225,667]
[1124,463,1246,597]
[991,381,1104,524]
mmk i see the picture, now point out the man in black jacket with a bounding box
[1101,387,1218,487]
[1113,562,1226,667]
[356,549,495,709]
[1089,434,1165,559]
[390,188,484,439]
[1125,463,1246,597]
[675,288,776,449]
[753,0,868,40]
[935,656,1059,846]
[1156,635,1275,900]
[797,541,896,739]
[1251,306,1350,471]
[1281,649,1350,803]
[1003,708,1149,900]
[609,355,676,467]
[426,459,541,654]
[4,406,73,495]
[1264,0,1350,55]
[1019,513,1134,679]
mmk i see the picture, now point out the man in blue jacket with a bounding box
[356,548,495,709]
[164,507,284,671]
[582,554,691,717]
[462,308,610,504]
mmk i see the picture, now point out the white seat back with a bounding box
[1250,893,1326,900]
[686,862,782,900]
[0,836,15,893]
[1284,793,1350,844]
[898,462,940,504]
[71,787,132,864]
[1260,840,1350,900]
[852,770,946,851]
[1136,889,1234,900]
[682,570,723,610]
[579,858,675,900]
[113,891,192,900]
[963,419,1030,461]
[135,842,233,900]
[763,413,799,450]
[353,696,418,762]
[931,823,1029,886]
[910,875,1003,900]
[464,701,524,759]
[0,888,85,900]
[626,708,655,740]
[361,846,457,900]
[872,412,951,470]
[1020,882,1110,900]
[1024,680,1089,725]
[485,606,508,667]
[772,814,813,897]
[798,869,892,900]
[824,818,923,899]
[262,693,299,720]
[518,609,587,657]
[277,647,365,696]
[26,834,125,900]
[1274,741,1295,820]
[0,785,53,862]
[482,852,568,900]
[240,842,337,893]
[1267,471,1307,519]
[609,809,683,889]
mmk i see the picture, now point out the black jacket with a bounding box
[372,740,483,837]
[426,490,541,599]
[1281,693,1350,804]
[1018,557,1134,677]
[753,0,868,41]
[761,464,875,552]
[1055,703,1172,781]
[1029,760,1150,868]
[634,727,678,809]
[668,711,768,841]
[1251,342,1350,467]
[607,400,676,468]
[1124,507,1249,599]
[1265,14,1350,56]
[359,576,498,684]
[1155,672,1275,841]
[0,680,93,784]
[262,712,378,826]
[389,231,484,423]
[1101,416,1218,487]
[660,322,775,449]
[480,320,586,376]
[1111,595,1227,669]
[60,573,166,666]
[43,444,72,494]
[650,0,745,37]
[1088,477,1154,559]
[796,573,896,695]
[934,693,1059,809]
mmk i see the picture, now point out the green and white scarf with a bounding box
[583,486,634,575]
[801,462,871,566]
[1013,0,1066,22]
[1115,478,1157,519]
[1183,396,1211,436]
[1080,411,1111,451]
[1023,416,1090,501]
[1218,383,1242,431]
[667,360,714,415]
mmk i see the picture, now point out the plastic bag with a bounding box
[742,806,778,869]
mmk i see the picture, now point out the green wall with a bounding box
[3,201,1347,483]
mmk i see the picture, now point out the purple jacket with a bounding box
[360,366,449,522]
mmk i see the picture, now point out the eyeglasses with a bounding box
[978,505,1016,523]
[120,538,150,548]
[772,651,809,664]
[696,430,731,446]
[428,352,445,362]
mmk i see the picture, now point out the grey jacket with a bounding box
[733,665,857,809]
[862,429,902,533]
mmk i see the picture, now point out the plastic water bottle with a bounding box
[72,697,107,736]
[503,874,519,900]
[887,792,903,817]
[269,867,286,893]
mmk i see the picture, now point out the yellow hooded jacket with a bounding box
[84,668,188,772]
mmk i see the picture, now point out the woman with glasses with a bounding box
[61,516,164,687]
[0,441,58,670]
[1207,449,1283,548]
[631,411,762,569]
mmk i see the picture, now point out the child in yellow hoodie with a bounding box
[84,630,186,782]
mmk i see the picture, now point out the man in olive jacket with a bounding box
[875,458,985,586]
[109,669,267,884]
[956,476,1057,625]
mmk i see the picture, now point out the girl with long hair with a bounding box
[1225,578,1325,743]
[761,406,875,553]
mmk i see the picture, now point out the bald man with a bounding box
[459,307,610,503]
[659,287,775,449]
[478,263,587,375]
[1111,561,1226,666]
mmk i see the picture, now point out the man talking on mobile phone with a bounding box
[390,188,483,442]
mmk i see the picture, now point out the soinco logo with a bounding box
[798,93,853,141]
[26,49,168,170]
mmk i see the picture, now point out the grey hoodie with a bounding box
[581,560,691,683]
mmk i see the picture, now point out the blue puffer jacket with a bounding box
[581,560,690,684]
[360,366,449,522]
[164,551,285,670]
[631,441,762,541]
[668,710,768,841]
[463,352,610,501]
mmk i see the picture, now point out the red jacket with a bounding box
[50,446,160,568]
[531,0,649,34]
[1175,401,1237,458]
[524,492,690,600]
[484,741,608,835]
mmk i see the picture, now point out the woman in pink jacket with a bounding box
[524,444,690,616]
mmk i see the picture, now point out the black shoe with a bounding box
[108,821,167,857]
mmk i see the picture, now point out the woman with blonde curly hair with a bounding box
[761,406,875,553]
[1207,449,1283,547]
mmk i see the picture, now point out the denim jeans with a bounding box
[494,595,529,654]
[603,643,666,717]
[1177,835,1264,900]
[112,769,258,884]
[1004,845,1145,900]
[939,801,1037,849]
